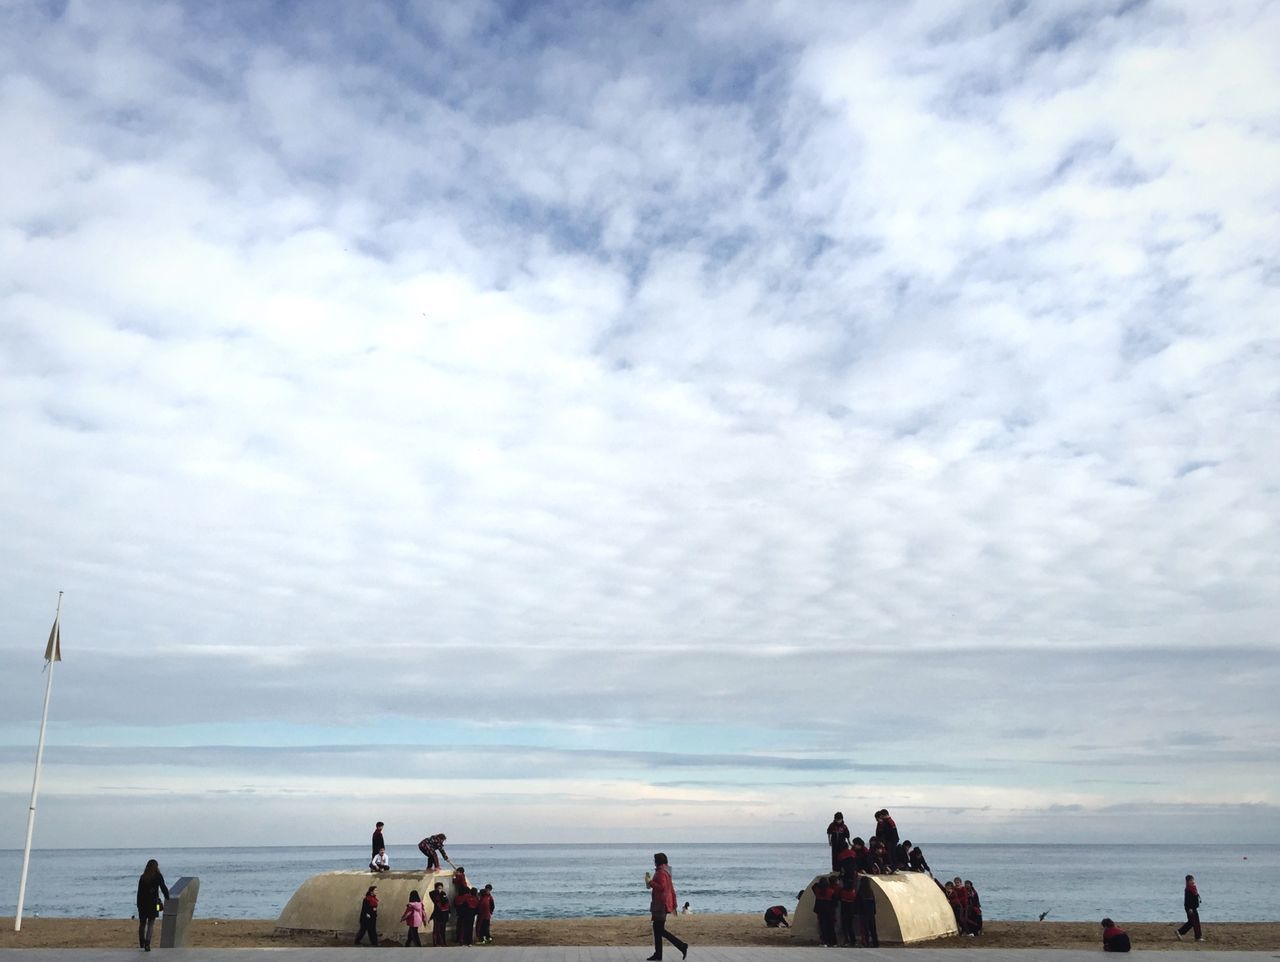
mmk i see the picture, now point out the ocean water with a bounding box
[2,843,1276,923]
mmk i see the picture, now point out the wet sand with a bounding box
[3,915,1279,950]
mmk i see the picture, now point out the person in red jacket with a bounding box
[454,887,478,945]
[644,853,689,961]
[838,875,860,947]
[811,874,839,947]
[763,905,790,927]
[1102,918,1131,952]
[477,884,496,944]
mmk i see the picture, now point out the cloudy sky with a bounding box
[1,0,1277,850]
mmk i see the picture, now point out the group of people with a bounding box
[826,810,932,875]
[355,822,496,947]
[818,808,980,945]
[356,878,497,948]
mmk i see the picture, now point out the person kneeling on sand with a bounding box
[1102,918,1131,952]
[764,905,790,927]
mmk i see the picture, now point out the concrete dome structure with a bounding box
[276,868,458,934]
[790,871,959,944]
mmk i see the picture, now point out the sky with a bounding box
[1,0,1278,850]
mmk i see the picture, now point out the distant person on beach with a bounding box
[827,811,850,869]
[355,885,379,946]
[477,884,495,944]
[429,881,450,946]
[135,859,170,952]
[644,852,690,961]
[1101,918,1131,952]
[371,821,385,860]
[369,848,390,872]
[1176,874,1202,941]
[418,833,450,870]
[681,901,692,914]
[400,889,426,947]
[763,905,790,927]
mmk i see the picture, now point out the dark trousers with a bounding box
[1178,909,1201,939]
[459,914,475,945]
[477,917,491,940]
[816,903,838,946]
[859,907,878,947]
[651,912,687,959]
[355,916,378,945]
[839,900,859,946]
[137,916,156,949]
[432,916,447,945]
[405,926,421,946]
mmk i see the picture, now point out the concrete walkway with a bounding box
[0,950,1276,961]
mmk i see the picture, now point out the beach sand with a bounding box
[2,915,1279,950]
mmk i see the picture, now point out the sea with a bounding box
[2,843,1277,924]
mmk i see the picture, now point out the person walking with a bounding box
[354,885,379,946]
[400,889,426,947]
[1176,874,1203,941]
[644,852,689,961]
[135,859,170,952]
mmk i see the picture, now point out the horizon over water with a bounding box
[3,843,1277,924]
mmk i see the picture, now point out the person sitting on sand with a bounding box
[680,901,692,914]
[369,847,390,872]
[764,905,790,927]
[1102,918,1131,952]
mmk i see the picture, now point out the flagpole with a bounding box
[15,591,62,933]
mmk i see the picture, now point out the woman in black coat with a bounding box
[136,859,170,951]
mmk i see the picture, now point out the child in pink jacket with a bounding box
[401,889,427,947]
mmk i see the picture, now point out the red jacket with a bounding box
[649,865,677,914]
[478,892,495,920]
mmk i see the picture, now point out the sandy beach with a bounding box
[2,915,1279,951]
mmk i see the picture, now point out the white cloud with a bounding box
[0,0,1277,847]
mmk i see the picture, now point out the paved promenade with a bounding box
[0,949,1276,961]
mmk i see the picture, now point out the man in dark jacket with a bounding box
[1176,875,1202,941]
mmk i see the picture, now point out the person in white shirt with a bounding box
[370,848,391,872]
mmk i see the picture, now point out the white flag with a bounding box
[43,616,61,662]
